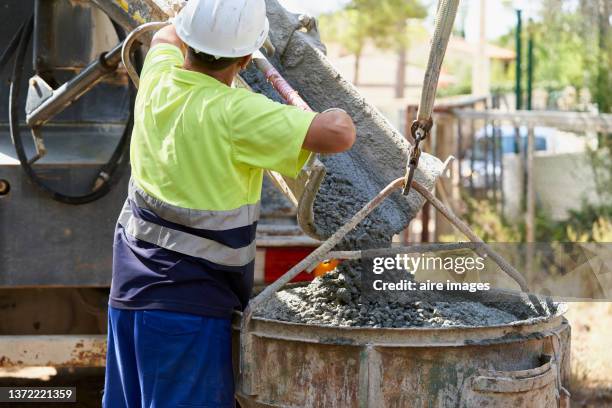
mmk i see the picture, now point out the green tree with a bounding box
[580,0,611,113]
[319,10,372,85]
[532,11,587,91]
[319,0,427,91]
[349,0,427,97]
[496,0,610,113]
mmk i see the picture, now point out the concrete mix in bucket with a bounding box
[251,0,546,327]
[255,262,552,328]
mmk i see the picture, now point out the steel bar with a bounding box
[454,109,612,134]
[469,119,475,193]
[122,21,169,88]
[526,125,536,281]
[526,125,536,244]
[483,118,490,192]
[411,181,529,291]
[491,120,498,204]
[252,53,312,111]
[456,118,463,191]
[527,30,534,111]
[499,124,505,212]
[26,42,124,127]
[515,9,523,111]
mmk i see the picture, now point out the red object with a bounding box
[254,58,312,112]
[263,247,315,283]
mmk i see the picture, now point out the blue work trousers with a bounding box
[103,307,235,408]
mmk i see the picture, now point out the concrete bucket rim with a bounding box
[235,294,567,346]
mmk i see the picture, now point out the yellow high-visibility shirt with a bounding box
[130,43,316,211]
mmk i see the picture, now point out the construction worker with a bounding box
[102,0,355,407]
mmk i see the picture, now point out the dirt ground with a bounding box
[0,302,610,407]
[565,302,612,407]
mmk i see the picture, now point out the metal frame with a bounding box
[26,42,124,128]
[0,335,106,368]
[454,109,612,134]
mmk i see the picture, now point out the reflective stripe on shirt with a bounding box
[128,179,260,231]
[118,180,258,267]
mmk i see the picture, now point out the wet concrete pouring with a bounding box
[250,0,552,328]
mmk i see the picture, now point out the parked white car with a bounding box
[460,125,593,189]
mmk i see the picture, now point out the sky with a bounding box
[277,0,350,15]
[277,0,542,42]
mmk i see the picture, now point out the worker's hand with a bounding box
[302,108,356,154]
[151,23,186,53]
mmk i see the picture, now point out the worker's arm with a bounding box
[138,24,185,84]
[302,109,356,154]
[230,91,355,178]
[150,23,185,52]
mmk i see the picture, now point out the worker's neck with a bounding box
[183,61,235,87]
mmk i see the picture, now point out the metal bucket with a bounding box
[233,295,570,408]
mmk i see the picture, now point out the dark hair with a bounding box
[187,47,242,71]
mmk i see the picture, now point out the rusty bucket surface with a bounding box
[233,294,570,408]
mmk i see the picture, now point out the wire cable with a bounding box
[7,15,136,204]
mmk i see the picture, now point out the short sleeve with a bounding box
[228,89,317,178]
[140,44,184,83]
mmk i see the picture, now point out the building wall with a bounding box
[503,153,605,222]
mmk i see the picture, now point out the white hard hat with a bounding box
[175,0,269,58]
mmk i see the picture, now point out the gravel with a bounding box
[256,263,549,328]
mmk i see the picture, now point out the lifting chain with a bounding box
[403,118,433,195]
